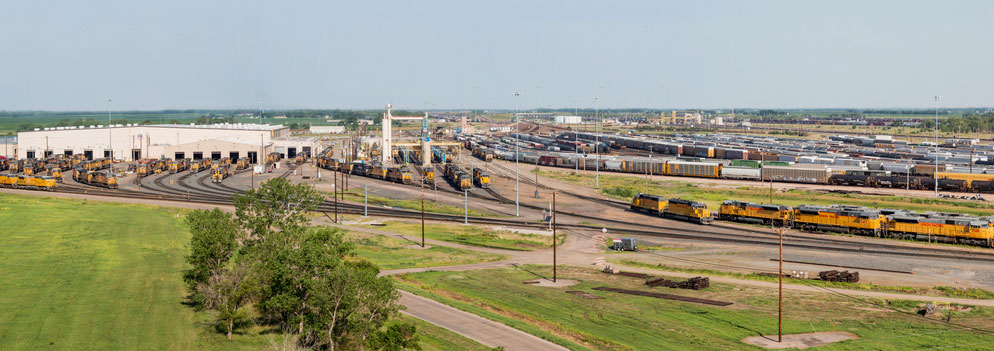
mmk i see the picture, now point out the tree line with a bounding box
[183,178,420,350]
[919,112,994,134]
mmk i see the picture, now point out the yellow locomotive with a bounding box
[792,205,887,237]
[472,167,491,188]
[630,194,713,224]
[386,166,413,184]
[211,164,231,183]
[718,201,793,226]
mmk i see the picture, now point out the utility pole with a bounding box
[534,165,540,198]
[464,189,468,224]
[334,169,339,223]
[364,184,368,216]
[421,174,426,247]
[774,224,786,343]
[595,96,600,188]
[934,95,940,197]
[107,98,113,175]
[552,192,557,282]
[514,92,522,216]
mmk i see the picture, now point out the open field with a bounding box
[397,265,994,351]
[344,226,506,269]
[363,220,564,251]
[0,194,200,350]
[538,169,994,217]
[0,112,202,133]
[0,193,495,350]
[612,259,994,300]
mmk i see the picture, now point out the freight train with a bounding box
[444,164,473,191]
[0,174,57,191]
[630,194,713,224]
[466,139,994,194]
[73,168,118,188]
[212,164,231,183]
[633,193,994,247]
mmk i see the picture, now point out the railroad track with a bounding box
[38,162,994,263]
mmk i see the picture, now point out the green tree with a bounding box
[257,227,354,336]
[182,208,239,300]
[198,260,260,339]
[232,177,323,247]
[366,323,421,351]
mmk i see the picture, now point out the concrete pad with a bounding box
[743,332,858,349]
[492,225,553,236]
[523,279,580,288]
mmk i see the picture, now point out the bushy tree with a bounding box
[233,177,323,247]
[366,323,421,351]
[183,208,239,302]
[199,260,260,339]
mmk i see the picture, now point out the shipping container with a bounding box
[721,166,761,180]
[762,166,831,184]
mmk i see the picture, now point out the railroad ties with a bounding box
[591,287,731,306]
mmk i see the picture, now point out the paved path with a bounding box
[400,291,567,351]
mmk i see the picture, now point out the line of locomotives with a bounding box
[631,193,994,247]
[313,147,491,191]
[0,155,115,190]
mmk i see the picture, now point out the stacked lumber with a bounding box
[818,270,860,283]
[645,276,710,290]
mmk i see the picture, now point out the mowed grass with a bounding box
[540,169,994,217]
[344,228,506,270]
[321,187,497,217]
[0,194,199,350]
[397,265,994,351]
[0,194,494,351]
[364,221,563,251]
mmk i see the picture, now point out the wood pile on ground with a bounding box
[645,276,710,290]
[818,270,860,283]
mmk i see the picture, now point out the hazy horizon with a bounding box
[2,1,992,111]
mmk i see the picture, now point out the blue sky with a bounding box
[1,1,991,110]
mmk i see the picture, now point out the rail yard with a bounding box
[6,117,994,351]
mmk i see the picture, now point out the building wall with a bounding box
[309,126,345,134]
[163,139,272,163]
[16,124,286,160]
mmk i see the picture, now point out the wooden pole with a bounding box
[334,169,338,223]
[777,224,784,343]
[553,191,557,282]
[421,175,426,247]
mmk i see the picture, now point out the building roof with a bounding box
[25,123,285,133]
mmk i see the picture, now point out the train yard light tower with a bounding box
[107,98,113,174]
[514,92,523,217]
[594,96,600,188]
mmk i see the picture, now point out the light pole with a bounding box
[595,96,600,188]
[513,92,522,216]
[107,98,113,175]
[575,98,579,173]
[934,96,940,197]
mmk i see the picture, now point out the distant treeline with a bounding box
[919,113,994,134]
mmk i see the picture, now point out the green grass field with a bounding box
[319,187,497,217]
[364,221,563,251]
[345,228,506,269]
[0,193,492,350]
[397,265,994,351]
[540,169,994,217]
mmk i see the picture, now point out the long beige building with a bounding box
[16,123,323,163]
